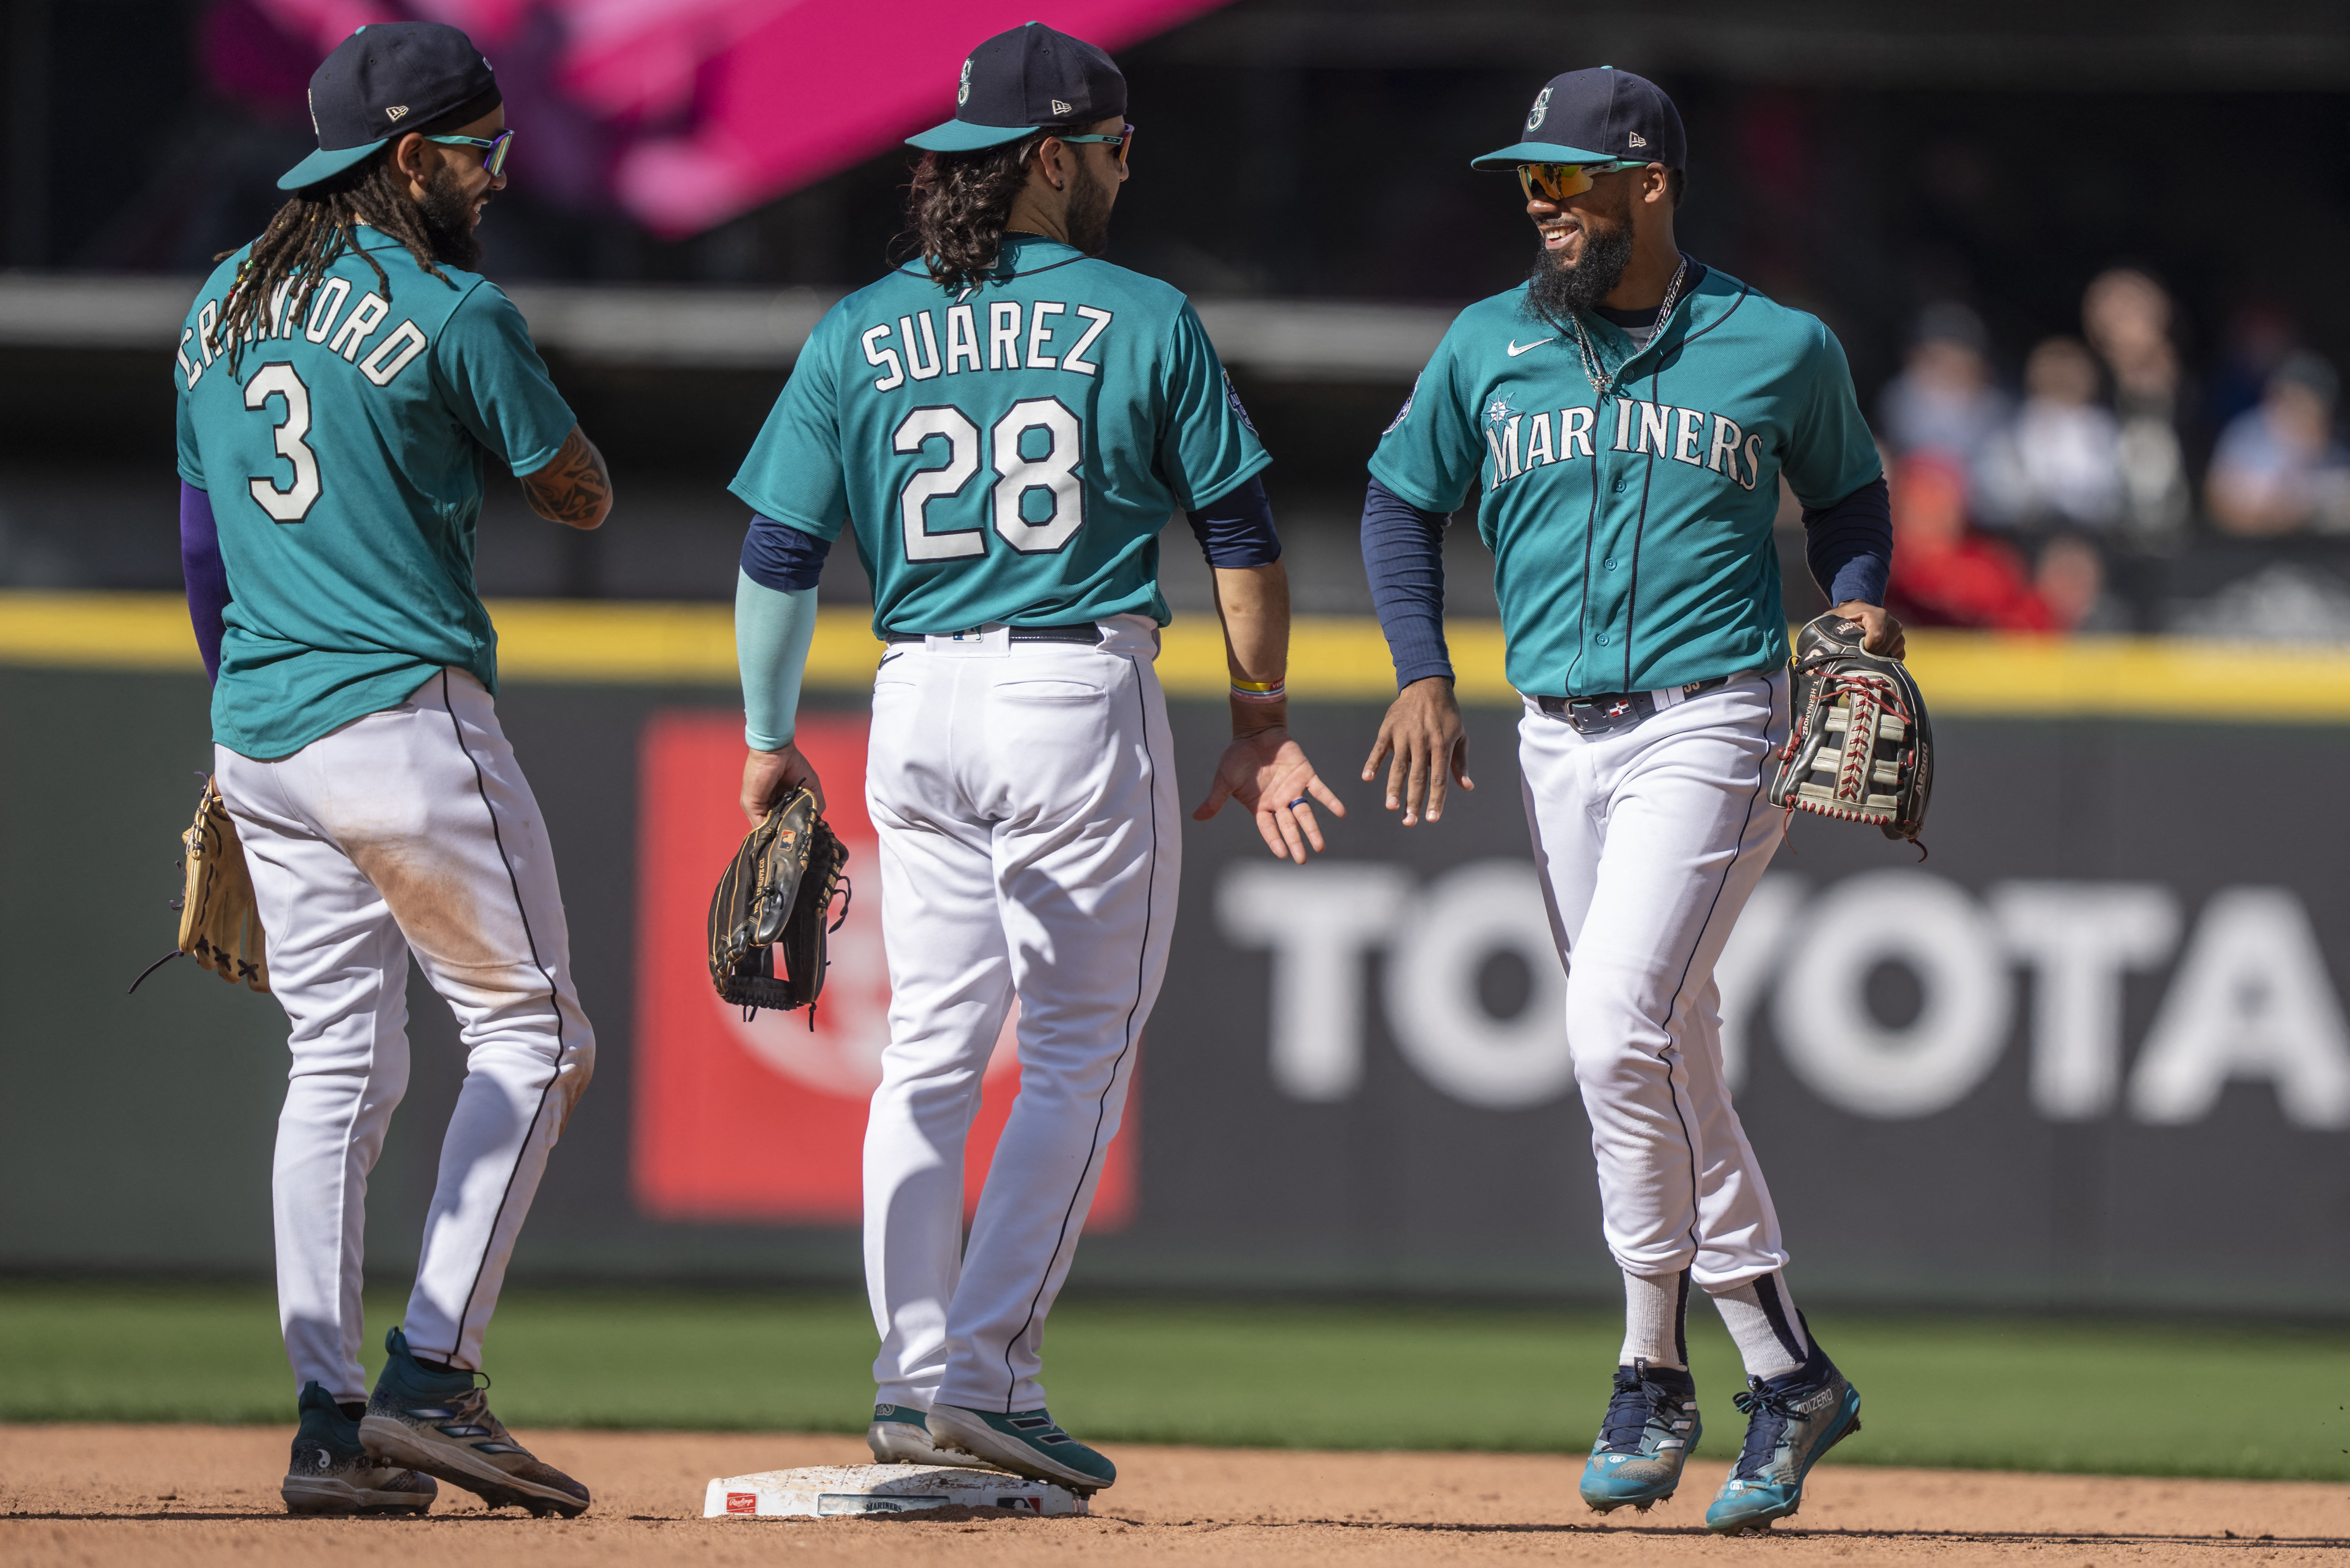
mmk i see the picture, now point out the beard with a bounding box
[1064,160,1115,256]
[1524,201,1635,330]
[417,161,483,269]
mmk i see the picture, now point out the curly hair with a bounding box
[212,91,497,374]
[899,132,1050,293]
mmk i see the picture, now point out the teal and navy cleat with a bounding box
[1703,1342,1861,1534]
[358,1327,591,1518]
[1578,1359,1701,1514]
[281,1380,436,1516]
[867,1402,1000,1467]
[925,1403,1116,1492]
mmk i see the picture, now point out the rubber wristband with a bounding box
[1230,680,1287,704]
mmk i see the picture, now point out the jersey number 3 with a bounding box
[244,363,322,523]
[892,397,1084,562]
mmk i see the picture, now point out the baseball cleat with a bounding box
[924,1403,1116,1492]
[281,1380,437,1516]
[867,1402,1000,1467]
[1703,1341,1861,1534]
[358,1328,591,1518]
[1578,1359,1701,1514]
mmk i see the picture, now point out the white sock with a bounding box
[1710,1271,1810,1382]
[1618,1268,1690,1370]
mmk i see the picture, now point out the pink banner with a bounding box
[241,0,1233,235]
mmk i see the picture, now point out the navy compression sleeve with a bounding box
[180,481,227,683]
[1184,472,1282,567]
[1803,476,1893,608]
[740,511,833,592]
[1361,478,1453,688]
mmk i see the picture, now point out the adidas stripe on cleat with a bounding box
[358,1327,591,1518]
[924,1403,1116,1492]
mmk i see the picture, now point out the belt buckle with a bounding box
[1565,691,1652,737]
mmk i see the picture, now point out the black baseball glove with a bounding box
[708,784,850,1019]
[1768,612,1934,844]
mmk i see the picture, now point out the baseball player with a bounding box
[175,23,605,1518]
[730,22,1341,1493]
[1359,68,1899,1532]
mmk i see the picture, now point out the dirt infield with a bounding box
[4,1424,2344,1565]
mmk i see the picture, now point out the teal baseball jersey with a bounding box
[175,228,577,760]
[730,234,1268,633]
[1369,264,1880,697]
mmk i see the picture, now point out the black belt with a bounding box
[884,622,1101,646]
[1536,675,1733,737]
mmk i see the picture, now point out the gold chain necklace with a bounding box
[1568,252,1689,404]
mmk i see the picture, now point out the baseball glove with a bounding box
[708,784,851,1019]
[1769,612,1934,844]
[133,777,270,994]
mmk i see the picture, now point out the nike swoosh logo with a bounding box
[1507,337,1554,356]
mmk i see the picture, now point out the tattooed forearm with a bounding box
[522,426,613,529]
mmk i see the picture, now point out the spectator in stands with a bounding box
[1885,454,2059,632]
[1877,301,2009,468]
[2209,298,2299,432]
[1973,336,2123,534]
[2206,352,2350,535]
[2081,267,2192,548]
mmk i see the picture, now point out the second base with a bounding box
[704,1463,1089,1518]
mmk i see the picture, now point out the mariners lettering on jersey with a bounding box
[176,277,431,393]
[861,301,1114,391]
[1482,394,1764,493]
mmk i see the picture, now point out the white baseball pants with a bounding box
[215,669,594,1400]
[861,617,1178,1414]
[1520,671,1792,1292]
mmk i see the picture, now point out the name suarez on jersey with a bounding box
[861,300,1113,391]
[175,276,431,392]
[1484,397,1769,493]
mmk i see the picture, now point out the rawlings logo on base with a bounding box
[726,1491,757,1514]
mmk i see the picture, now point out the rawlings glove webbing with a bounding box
[1769,613,1934,845]
[708,784,851,1017]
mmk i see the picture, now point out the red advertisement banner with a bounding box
[631,710,1134,1228]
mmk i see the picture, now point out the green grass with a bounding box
[5,1281,2348,1480]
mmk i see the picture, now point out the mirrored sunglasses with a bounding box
[424,129,515,179]
[1517,159,1643,203]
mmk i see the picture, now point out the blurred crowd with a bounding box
[1872,268,2350,636]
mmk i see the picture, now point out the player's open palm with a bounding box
[1193,728,1346,863]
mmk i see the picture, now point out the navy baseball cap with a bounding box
[1472,66,1685,172]
[907,22,1125,154]
[278,22,500,191]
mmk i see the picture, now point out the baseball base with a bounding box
[703,1463,1089,1518]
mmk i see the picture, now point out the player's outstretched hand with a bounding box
[1362,676,1474,826]
[1193,727,1346,864]
[1830,599,1907,661]
[741,744,826,828]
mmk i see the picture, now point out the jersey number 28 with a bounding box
[892,396,1084,562]
[243,363,322,523]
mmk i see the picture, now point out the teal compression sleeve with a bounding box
[736,568,818,750]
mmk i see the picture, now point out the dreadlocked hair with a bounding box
[213,80,501,373]
[212,151,454,375]
[897,132,1049,293]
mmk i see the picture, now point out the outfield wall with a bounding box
[6,593,2350,1313]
